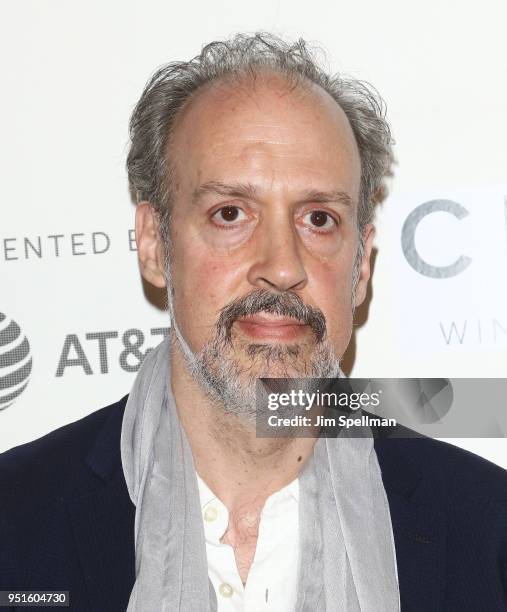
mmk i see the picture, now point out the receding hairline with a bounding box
[165,66,360,179]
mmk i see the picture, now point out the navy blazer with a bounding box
[1,395,506,611]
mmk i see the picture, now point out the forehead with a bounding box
[169,71,361,201]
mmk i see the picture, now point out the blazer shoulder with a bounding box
[0,395,128,504]
[375,434,507,506]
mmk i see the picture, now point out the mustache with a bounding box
[216,289,327,343]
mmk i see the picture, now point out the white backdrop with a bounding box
[1,0,506,466]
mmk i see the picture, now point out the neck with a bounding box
[169,335,317,512]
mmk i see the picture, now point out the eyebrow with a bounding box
[192,181,353,208]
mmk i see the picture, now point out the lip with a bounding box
[237,314,306,327]
[235,315,309,341]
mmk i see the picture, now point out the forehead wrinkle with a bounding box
[208,143,307,158]
[201,145,359,202]
[207,136,325,162]
[209,126,307,147]
[192,180,260,205]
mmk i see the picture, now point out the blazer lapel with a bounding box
[387,489,446,611]
[376,437,446,612]
[66,398,136,611]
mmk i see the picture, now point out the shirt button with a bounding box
[203,505,218,522]
[219,583,234,598]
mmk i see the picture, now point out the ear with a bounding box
[353,223,375,308]
[135,201,167,289]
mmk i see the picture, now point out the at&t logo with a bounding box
[0,311,32,410]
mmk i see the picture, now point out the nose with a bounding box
[246,212,308,292]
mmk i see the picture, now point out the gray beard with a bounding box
[166,285,342,424]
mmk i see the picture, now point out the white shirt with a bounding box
[196,473,299,611]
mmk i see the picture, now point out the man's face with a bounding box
[138,72,374,417]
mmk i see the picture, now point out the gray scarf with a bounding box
[121,338,400,611]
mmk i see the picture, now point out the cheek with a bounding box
[170,244,244,347]
[308,260,354,341]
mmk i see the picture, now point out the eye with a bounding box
[211,205,248,227]
[302,210,337,231]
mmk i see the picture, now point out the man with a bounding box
[1,33,506,612]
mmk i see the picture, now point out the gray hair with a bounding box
[126,32,393,272]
